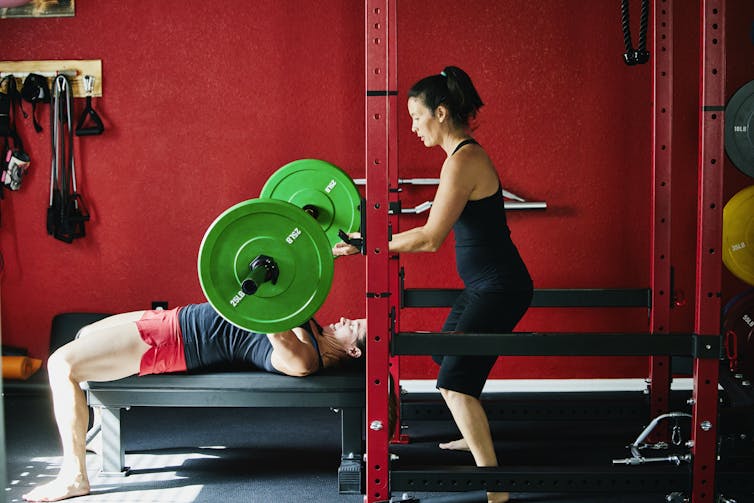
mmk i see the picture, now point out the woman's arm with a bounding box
[267,325,320,376]
[389,156,475,253]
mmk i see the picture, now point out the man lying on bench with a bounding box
[23,302,366,502]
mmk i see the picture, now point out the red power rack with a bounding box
[364,1,397,502]
[648,0,674,433]
[362,1,728,502]
[691,2,725,502]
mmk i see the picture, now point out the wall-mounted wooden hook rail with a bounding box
[0,60,102,98]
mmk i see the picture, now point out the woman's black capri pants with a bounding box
[433,288,533,397]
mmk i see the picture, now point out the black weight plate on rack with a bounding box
[725,80,754,178]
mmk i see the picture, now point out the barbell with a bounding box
[197,159,361,333]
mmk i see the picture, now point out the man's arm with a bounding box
[267,325,320,376]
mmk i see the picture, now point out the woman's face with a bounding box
[329,317,366,354]
[408,96,441,148]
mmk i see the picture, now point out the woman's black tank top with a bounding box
[450,140,532,291]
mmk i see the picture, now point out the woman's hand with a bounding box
[332,232,362,256]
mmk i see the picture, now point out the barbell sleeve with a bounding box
[241,255,278,295]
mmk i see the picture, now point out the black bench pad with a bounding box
[84,370,365,408]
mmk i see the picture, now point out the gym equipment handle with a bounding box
[338,229,363,248]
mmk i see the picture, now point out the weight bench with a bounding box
[83,369,365,493]
[51,313,364,494]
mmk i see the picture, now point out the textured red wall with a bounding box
[397,1,652,378]
[0,1,751,380]
[0,0,366,357]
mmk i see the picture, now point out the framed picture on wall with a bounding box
[0,0,74,19]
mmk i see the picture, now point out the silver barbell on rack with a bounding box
[353,178,547,212]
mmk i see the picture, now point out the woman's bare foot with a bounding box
[488,491,510,503]
[439,438,470,451]
[22,474,90,502]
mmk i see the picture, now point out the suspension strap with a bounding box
[0,75,25,149]
[48,75,89,243]
[621,0,651,65]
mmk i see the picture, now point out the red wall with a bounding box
[1,1,752,379]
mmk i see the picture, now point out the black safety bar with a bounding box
[392,332,706,357]
[401,287,652,308]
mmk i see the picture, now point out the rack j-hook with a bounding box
[75,75,104,136]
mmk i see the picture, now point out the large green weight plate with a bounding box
[198,199,334,333]
[260,159,361,247]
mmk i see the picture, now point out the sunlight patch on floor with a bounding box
[7,451,221,503]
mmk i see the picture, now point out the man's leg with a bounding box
[23,311,148,502]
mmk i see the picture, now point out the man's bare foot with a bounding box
[22,475,90,502]
[488,491,510,503]
[439,438,470,451]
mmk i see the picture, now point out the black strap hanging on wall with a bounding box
[0,75,31,222]
[0,75,16,140]
[48,75,89,243]
[21,73,51,133]
[0,75,25,146]
[620,0,651,66]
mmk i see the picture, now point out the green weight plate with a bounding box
[725,80,754,178]
[260,159,361,247]
[723,185,754,287]
[198,198,334,333]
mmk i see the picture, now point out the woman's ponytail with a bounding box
[408,66,484,129]
[441,66,484,127]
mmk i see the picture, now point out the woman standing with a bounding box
[336,66,533,503]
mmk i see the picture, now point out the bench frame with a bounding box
[84,371,365,494]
